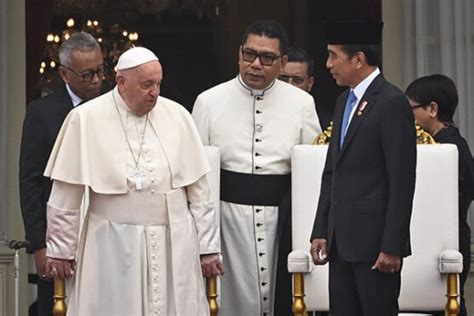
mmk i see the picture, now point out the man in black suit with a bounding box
[310,18,417,316]
[19,31,104,316]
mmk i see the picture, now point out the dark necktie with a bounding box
[340,91,357,148]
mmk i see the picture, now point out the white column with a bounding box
[0,0,7,242]
[0,1,27,315]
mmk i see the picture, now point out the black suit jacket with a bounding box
[19,85,73,253]
[311,74,417,262]
[434,126,474,254]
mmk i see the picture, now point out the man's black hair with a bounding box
[286,47,315,76]
[241,19,289,55]
[340,45,382,67]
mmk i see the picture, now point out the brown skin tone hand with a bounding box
[371,252,401,273]
[310,238,329,265]
[34,248,48,278]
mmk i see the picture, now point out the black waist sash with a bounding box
[220,169,291,206]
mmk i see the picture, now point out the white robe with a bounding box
[45,88,219,315]
[192,77,321,315]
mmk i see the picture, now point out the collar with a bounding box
[112,86,132,113]
[433,125,458,141]
[112,86,152,118]
[352,68,380,101]
[65,84,83,107]
[237,75,276,97]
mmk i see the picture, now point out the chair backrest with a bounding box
[291,144,459,312]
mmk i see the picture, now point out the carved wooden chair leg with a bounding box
[207,276,219,316]
[445,273,460,316]
[292,272,307,316]
[53,278,67,316]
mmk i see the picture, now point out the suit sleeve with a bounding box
[19,103,50,253]
[311,142,334,241]
[379,95,417,256]
[310,94,345,242]
[191,95,210,145]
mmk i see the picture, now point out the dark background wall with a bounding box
[26,0,381,128]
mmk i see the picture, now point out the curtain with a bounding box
[403,0,474,238]
[403,0,474,148]
[26,0,55,101]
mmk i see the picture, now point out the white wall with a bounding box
[0,0,7,243]
[382,0,404,89]
[0,1,28,315]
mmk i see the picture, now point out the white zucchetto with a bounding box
[116,47,159,70]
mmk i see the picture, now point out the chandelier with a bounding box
[54,0,227,18]
[38,16,140,96]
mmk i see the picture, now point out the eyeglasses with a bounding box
[62,63,107,82]
[411,103,427,110]
[241,48,281,66]
[278,75,305,85]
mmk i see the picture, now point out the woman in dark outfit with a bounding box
[406,74,474,316]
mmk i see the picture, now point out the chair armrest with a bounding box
[288,250,313,273]
[439,249,463,274]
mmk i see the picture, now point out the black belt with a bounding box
[220,169,291,206]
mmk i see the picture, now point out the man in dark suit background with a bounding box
[19,31,104,316]
[310,18,417,316]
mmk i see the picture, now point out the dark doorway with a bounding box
[26,0,381,123]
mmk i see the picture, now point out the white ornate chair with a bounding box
[288,144,463,316]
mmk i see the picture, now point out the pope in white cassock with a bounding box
[192,20,321,315]
[44,47,224,316]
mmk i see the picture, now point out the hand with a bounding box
[45,257,75,280]
[33,248,48,279]
[200,253,224,278]
[310,238,328,265]
[371,251,401,273]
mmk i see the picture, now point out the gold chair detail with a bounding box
[53,278,67,316]
[288,144,463,315]
[207,276,219,316]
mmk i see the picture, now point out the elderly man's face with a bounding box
[59,48,104,100]
[279,61,314,92]
[117,60,162,116]
[238,34,287,90]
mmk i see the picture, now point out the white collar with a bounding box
[237,75,275,97]
[352,67,380,101]
[65,84,83,107]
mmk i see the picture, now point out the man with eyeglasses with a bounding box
[19,31,104,316]
[279,47,315,93]
[192,19,321,316]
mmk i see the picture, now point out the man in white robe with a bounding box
[44,47,224,316]
[192,19,321,316]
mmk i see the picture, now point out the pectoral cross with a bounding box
[132,167,144,191]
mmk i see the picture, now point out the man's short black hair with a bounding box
[241,19,289,55]
[340,45,382,67]
[405,74,458,124]
[286,47,315,77]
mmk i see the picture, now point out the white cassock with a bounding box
[45,87,219,316]
[192,76,321,315]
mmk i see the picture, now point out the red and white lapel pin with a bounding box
[357,100,368,116]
